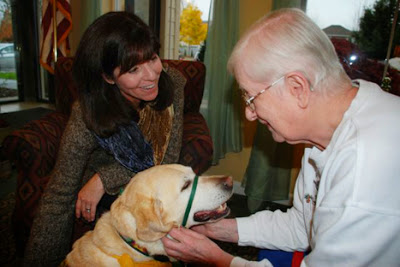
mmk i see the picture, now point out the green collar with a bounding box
[119,234,174,263]
[119,233,150,257]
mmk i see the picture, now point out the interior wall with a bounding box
[69,0,118,56]
[203,0,273,182]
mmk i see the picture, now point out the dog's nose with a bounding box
[223,176,233,190]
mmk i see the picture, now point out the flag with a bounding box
[40,0,72,74]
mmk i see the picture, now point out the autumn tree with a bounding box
[0,0,12,42]
[180,3,207,48]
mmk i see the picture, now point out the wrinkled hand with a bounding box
[161,227,234,266]
[190,218,239,243]
[75,173,105,222]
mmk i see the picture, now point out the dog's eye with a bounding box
[181,180,191,191]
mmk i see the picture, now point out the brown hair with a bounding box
[73,12,174,137]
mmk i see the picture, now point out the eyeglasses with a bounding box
[241,76,285,111]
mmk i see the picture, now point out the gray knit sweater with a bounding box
[23,67,185,266]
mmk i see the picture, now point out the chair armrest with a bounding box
[161,60,206,113]
[1,111,68,252]
[179,112,213,175]
[2,112,68,179]
[2,110,68,206]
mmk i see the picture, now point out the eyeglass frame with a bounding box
[240,74,314,111]
[241,75,285,111]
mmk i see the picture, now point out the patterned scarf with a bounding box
[95,104,173,172]
[95,121,154,173]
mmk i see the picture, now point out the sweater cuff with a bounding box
[97,165,133,195]
[236,216,258,246]
[230,257,248,267]
[230,257,273,267]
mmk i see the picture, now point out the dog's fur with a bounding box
[66,164,233,266]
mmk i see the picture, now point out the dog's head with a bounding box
[110,164,233,243]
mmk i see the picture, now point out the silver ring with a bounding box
[86,209,91,213]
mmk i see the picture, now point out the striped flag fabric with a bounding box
[39,0,72,74]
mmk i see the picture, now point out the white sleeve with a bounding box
[236,168,309,251]
[230,257,273,267]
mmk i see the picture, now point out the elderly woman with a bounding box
[25,12,185,266]
[162,8,400,267]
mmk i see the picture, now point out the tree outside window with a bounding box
[179,3,207,59]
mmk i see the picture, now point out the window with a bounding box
[0,0,19,103]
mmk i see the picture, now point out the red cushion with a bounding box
[2,112,68,253]
[179,112,213,175]
[54,57,77,115]
[162,60,206,113]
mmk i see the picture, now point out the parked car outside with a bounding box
[0,43,16,72]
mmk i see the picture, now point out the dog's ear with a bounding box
[110,199,138,238]
[133,196,174,242]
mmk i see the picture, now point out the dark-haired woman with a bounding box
[24,12,185,266]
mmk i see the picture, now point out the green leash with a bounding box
[181,175,198,227]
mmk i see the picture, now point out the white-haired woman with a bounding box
[162,8,400,267]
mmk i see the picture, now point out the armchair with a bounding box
[2,57,213,255]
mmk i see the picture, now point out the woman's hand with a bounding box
[75,173,105,222]
[162,227,234,266]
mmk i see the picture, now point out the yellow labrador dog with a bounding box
[66,164,233,266]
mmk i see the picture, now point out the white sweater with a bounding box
[232,80,400,267]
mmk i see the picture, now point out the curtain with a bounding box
[243,123,295,213]
[201,0,242,165]
[243,0,308,214]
